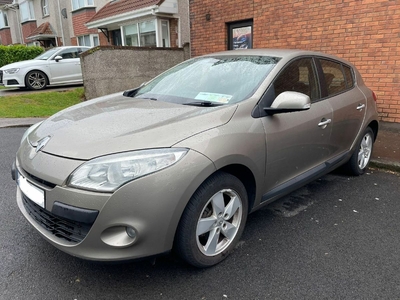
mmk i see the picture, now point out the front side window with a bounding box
[78,34,98,47]
[57,48,79,59]
[0,11,8,28]
[20,1,35,22]
[134,56,280,105]
[273,58,320,102]
[42,0,49,17]
[72,0,94,11]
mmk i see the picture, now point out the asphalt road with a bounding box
[1,127,400,300]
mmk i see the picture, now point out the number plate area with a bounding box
[17,172,45,208]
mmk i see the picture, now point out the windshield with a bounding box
[134,55,280,105]
[34,48,60,60]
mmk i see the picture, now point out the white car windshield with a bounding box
[34,48,60,60]
[134,55,280,105]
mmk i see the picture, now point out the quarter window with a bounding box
[42,0,49,17]
[72,0,94,11]
[343,65,354,89]
[20,1,35,22]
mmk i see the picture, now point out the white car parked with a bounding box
[0,46,90,90]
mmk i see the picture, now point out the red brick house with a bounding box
[189,0,400,123]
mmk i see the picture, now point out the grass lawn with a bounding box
[0,88,84,118]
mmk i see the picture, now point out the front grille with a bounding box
[23,169,56,189]
[22,194,93,244]
[0,70,3,84]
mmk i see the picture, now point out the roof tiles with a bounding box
[87,0,164,24]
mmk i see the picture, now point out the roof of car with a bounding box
[203,49,351,65]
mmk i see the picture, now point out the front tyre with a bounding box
[344,127,375,175]
[175,172,248,268]
[25,70,47,90]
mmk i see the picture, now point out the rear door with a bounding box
[317,58,366,157]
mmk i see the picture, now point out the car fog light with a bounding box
[126,226,137,239]
[101,226,138,248]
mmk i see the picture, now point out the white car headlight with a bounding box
[4,68,20,74]
[67,148,188,192]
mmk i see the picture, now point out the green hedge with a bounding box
[0,45,44,68]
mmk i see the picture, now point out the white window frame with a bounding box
[0,11,9,28]
[72,0,95,11]
[20,1,35,22]
[42,0,49,17]
[122,19,167,48]
[77,34,99,47]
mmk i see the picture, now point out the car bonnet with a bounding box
[26,93,238,160]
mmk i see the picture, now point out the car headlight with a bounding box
[20,121,43,145]
[67,148,188,192]
[3,68,20,74]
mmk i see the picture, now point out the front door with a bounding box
[260,58,334,194]
[47,48,82,84]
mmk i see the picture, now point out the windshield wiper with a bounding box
[183,101,224,107]
[136,97,157,101]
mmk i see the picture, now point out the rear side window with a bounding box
[320,59,346,96]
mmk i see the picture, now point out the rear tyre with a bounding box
[25,70,47,90]
[343,127,374,175]
[175,172,248,268]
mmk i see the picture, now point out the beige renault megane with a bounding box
[13,49,379,267]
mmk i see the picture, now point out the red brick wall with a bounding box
[190,0,400,123]
[72,8,98,36]
[21,21,37,44]
[0,28,12,45]
[170,18,179,48]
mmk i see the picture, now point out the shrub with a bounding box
[0,45,44,68]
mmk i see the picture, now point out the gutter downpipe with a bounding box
[57,0,65,46]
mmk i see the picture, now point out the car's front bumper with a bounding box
[15,148,215,261]
[1,72,25,88]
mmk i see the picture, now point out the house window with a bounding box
[20,1,35,22]
[0,11,8,28]
[228,20,253,50]
[42,0,49,17]
[72,0,94,11]
[123,20,157,47]
[78,34,99,47]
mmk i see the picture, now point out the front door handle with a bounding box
[357,104,366,111]
[318,118,331,129]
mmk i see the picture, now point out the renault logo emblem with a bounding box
[35,136,51,153]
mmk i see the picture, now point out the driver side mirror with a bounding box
[264,91,311,115]
[54,55,63,62]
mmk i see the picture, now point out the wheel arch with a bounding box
[367,120,379,142]
[218,164,257,213]
[24,69,50,87]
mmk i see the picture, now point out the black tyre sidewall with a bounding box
[175,172,248,268]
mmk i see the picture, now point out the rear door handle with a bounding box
[318,118,331,128]
[357,104,366,110]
